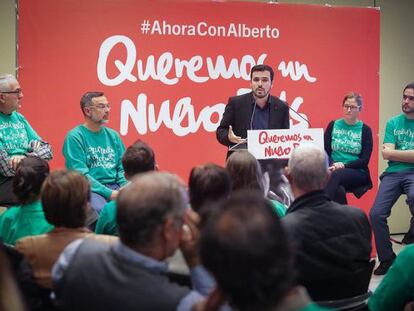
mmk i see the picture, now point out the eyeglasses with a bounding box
[403,95,414,101]
[1,89,22,95]
[343,104,359,111]
[90,103,110,110]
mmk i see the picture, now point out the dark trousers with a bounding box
[0,176,19,207]
[370,170,414,261]
[325,168,370,204]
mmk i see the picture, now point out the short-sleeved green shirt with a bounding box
[0,200,53,245]
[383,114,414,173]
[331,119,363,164]
[95,200,118,236]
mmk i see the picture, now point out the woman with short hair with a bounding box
[324,92,373,204]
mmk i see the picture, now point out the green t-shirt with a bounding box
[95,200,118,236]
[270,200,287,218]
[368,245,414,311]
[383,114,414,173]
[0,111,40,156]
[62,125,127,199]
[331,119,362,164]
[300,303,332,311]
[0,200,53,245]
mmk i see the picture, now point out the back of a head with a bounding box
[188,163,231,214]
[41,170,89,228]
[288,144,329,192]
[200,192,294,310]
[122,140,156,177]
[226,151,264,193]
[12,157,49,204]
[116,172,186,249]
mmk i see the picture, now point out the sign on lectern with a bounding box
[247,128,324,160]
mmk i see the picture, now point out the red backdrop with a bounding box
[17,0,379,212]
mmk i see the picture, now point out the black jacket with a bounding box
[216,92,289,157]
[282,190,372,301]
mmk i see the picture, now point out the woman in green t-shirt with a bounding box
[0,157,53,245]
[324,92,373,204]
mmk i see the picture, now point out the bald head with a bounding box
[288,144,329,193]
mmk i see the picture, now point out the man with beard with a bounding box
[370,82,414,275]
[63,92,127,218]
[216,64,290,159]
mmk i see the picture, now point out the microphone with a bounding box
[250,102,257,130]
[281,101,312,128]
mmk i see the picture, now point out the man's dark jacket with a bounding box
[216,92,289,157]
[282,190,372,301]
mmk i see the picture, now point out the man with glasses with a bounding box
[0,74,52,206]
[63,92,127,222]
[370,82,414,275]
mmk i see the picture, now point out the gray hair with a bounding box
[116,171,187,248]
[0,74,17,92]
[288,144,329,192]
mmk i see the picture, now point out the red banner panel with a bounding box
[18,0,379,212]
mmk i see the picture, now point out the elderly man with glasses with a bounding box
[62,92,127,226]
[0,74,52,207]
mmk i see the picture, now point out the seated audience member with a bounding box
[95,140,156,236]
[188,163,231,219]
[0,157,53,245]
[368,244,414,311]
[197,191,330,311]
[62,92,127,215]
[53,172,214,311]
[225,150,287,217]
[0,74,52,207]
[324,92,373,204]
[15,170,116,289]
[282,144,372,301]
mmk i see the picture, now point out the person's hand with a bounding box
[180,208,201,268]
[382,144,393,160]
[191,287,225,311]
[228,126,246,144]
[110,190,119,201]
[8,155,26,170]
[329,162,344,171]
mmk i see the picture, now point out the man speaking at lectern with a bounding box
[216,64,290,158]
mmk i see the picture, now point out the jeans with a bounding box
[370,170,414,261]
[91,183,120,213]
